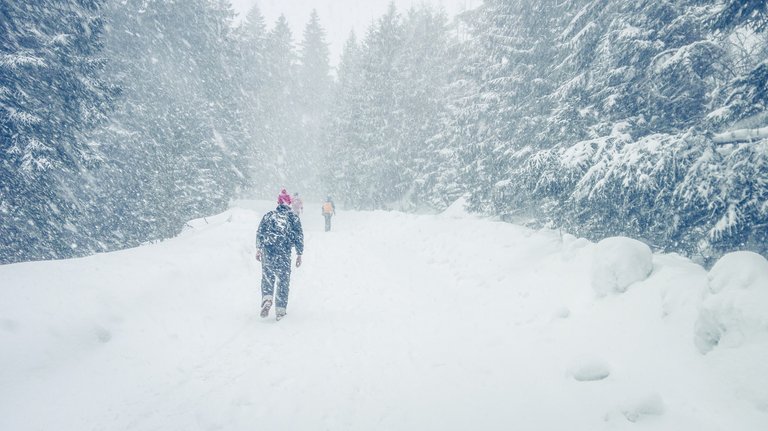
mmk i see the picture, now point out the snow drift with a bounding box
[591,236,654,296]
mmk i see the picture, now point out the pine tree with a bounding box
[0,0,114,263]
[326,31,365,205]
[328,4,454,210]
[397,7,453,210]
[350,3,405,208]
[713,0,768,32]
[296,9,332,197]
[235,4,269,195]
[259,15,299,191]
[441,0,563,214]
[92,0,245,246]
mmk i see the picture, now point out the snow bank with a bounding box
[695,251,768,354]
[591,236,653,296]
[707,251,768,294]
[181,207,263,235]
[181,210,232,232]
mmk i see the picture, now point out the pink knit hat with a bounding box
[277,189,292,205]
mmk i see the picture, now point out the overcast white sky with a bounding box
[229,0,478,67]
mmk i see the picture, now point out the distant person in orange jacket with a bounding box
[322,196,336,232]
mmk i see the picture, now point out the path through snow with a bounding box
[1,201,766,430]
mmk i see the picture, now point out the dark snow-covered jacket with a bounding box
[256,204,304,255]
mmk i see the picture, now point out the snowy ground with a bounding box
[1,200,767,430]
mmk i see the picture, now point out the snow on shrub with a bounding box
[694,251,768,354]
[591,237,653,296]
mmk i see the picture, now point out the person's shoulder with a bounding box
[287,210,302,225]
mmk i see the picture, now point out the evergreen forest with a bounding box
[1,0,767,265]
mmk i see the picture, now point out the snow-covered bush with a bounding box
[694,251,768,354]
[494,129,767,264]
[591,237,654,296]
[560,128,687,245]
[676,140,768,262]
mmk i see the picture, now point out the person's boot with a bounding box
[260,296,273,318]
[275,307,287,321]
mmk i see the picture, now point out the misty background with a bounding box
[229,0,474,66]
[1,0,767,265]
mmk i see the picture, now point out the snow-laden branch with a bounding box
[712,126,768,144]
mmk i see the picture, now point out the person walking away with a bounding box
[292,192,304,216]
[322,196,336,232]
[256,189,304,320]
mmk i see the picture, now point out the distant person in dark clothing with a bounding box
[256,189,304,321]
[322,196,336,232]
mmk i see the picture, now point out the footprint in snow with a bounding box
[93,325,112,343]
[604,393,666,423]
[569,358,611,382]
[1,318,19,333]
[552,307,570,319]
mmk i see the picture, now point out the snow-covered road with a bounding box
[1,200,767,430]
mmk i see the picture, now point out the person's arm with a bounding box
[292,213,304,267]
[255,215,266,261]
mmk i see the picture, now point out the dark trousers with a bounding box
[261,249,292,309]
[324,214,332,232]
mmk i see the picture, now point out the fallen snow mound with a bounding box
[440,195,470,219]
[695,251,768,354]
[707,251,768,294]
[591,237,653,296]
